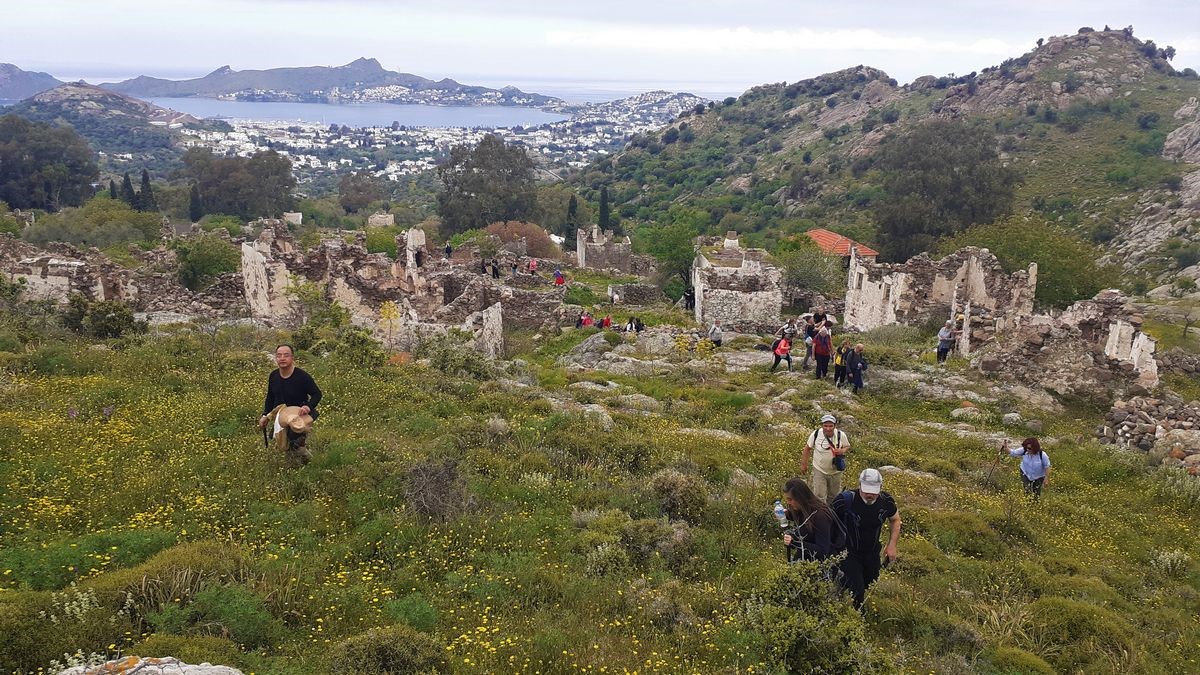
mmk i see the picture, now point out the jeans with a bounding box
[851,368,864,392]
[937,342,953,363]
[801,344,813,369]
[839,545,882,608]
[814,354,830,379]
[1021,473,1045,498]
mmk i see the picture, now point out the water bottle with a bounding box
[774,500,789,528]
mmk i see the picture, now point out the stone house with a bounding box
[692,233,783,332]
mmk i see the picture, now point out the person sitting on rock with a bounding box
[258,344,321,465]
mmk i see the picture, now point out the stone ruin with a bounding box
[973,289,1159,396]
[0,234,247,322]
[607,283,664,306]
[367,212,395,227]
[844,246,1037,356]
[692,232,783,332]
[575,225,655,275]
[1098,396,1200,474]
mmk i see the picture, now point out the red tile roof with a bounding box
[805,228,879,257]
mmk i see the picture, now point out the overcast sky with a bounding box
[6,0,1200,97]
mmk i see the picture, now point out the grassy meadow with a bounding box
[1,322,1199,674]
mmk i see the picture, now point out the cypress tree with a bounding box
[108,179,118,200]
[120,172,138,208]
[566,194,578,226]
[188,183,203,222]
[137,169,157,212]
[599,186,610,230]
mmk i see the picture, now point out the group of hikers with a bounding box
[761,310,869,392]
[575,310,646,333]
[778,414,1052,608]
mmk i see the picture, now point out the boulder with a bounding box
[610,393,663,413]
[579,404,615,431]
[635,330,677,357]
[1002,412,1023,427]
[557,332,614,368]
[57,657,244,675]
[950,406,983,420]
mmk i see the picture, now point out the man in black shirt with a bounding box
[832,468,902,608]
[258,344,322,462]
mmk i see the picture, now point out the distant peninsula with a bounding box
[101,58,564,107]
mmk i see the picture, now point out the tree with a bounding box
[338,172,385,213]
[22,196,162,247]
[635,206,701,285]
[138,169,157,212]
[0,114,98,211]
[485,221,559,259]
[873,119,1022,261]
[379,300,400,348]
[567,194,578,227]
[180,148,296,220]
[599,186,611,230]
[109,179,118,200]
[774,238,844,297]
[939,215,1121,308]
[435,134,536,237]
[120,172,138,209]
[173,233,241,290]
[188,183,203,222]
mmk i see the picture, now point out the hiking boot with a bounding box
[286,432,312,467]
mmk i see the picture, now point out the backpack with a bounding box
[832,490,861,550]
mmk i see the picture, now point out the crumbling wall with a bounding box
[692,244,783,332]
[844,246,1037,354]
[608,284,663,305]
[974,290,1159,396]
[576,226,633,272]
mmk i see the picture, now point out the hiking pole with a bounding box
[262,424,269,449]
[985,441,1006,486]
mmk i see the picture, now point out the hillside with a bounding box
[103,58,561,107]
[4,83,216,170]
[0,63,63,100]
[573,27,1200,284]
[1,310,1198,673]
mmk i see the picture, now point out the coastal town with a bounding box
[176,90,709,181]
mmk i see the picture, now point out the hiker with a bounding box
[832,468,902,609]
[490,259,500,279]
[683,287,695,310]
[528,258,538,275]
[582,312,595,328]
[813,326,833,379]
[845,343,868,393]
[258,344,322,464]
[554,268,565,286]
[480,258,488,275]
[510,260,519,277]
[575,311,585,329]
[770,336,793,372]
[775,318,799,341]
[444,243,453,259]
[708,319,723,347]
[601,314,612,329]
[936,320,959,364]
[1003,437,1051,498]
[833,337,852,388]
[801,414,850,503]
[800,315,817,370]
[812,306,829,332]
[781,477,841,562]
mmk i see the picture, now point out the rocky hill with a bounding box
[573,27,1200,287]
[103,57,562,107]
[4,83,214,168]
[0,63,62,100]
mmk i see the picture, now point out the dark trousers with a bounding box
[851,368,864,392]
[1021,473,1045,498]
[771,354,792,371]
[839,546,882,608]
[833,364,847,386]
[814,354,830,379]
[936,344,952,363]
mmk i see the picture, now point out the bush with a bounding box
[130,634,244,667]
[909,509,1005,559]
[327,625,447,674]
[365,226,403,258]
[1023,596,1132,671]
[563,284,599,307]
[741,562,888,673]
[984,646,1055,674]
[649,469,708,522]
[174,234,241,290]
[382,593,438,632]
[198,214,243,237]
[413,330,493,380]
[485,220,558,258]
[334,327,386,369]
[61,294,148,339]
[404,458,469,522]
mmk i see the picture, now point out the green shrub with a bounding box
[189,585,283,649]
[129,634,244,667]
[174,234,241,290]
[1023,596,1132,671]
[649,469,708,522]
[327,624,447,674]
[334,327,387,369]
[983,646,1055,674]
[365,226,403,258]
[198,214,243,237]
[564,284,599,306]
[741,562,889,673]
[909,509,1005,559]
[383,593,438,632]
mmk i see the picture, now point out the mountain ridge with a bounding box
[0,63,64,100]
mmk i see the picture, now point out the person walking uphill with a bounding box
[845,343,868,393]
[259,344,322,466]
[832,468,901,609]
[833,338,852,388]
[936,320,959,364]
[801,414,850,503]
[770,336,793,372]
[780,477,841,562]
[812,326,833,379]
[1003,437,1051,498]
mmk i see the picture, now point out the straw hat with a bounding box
[275,406,312,434]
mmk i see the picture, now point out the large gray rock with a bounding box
[610,393,663,413]
[635,330,677,357]
[557,332,614,368]
[58,657,244,675]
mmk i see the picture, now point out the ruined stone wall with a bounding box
[845,247,1036,354]
[576,226,632,272]
[692,246,783,332]
[608,284,663,305]
[1098,397,1200,474]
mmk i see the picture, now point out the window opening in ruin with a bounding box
[855,272,865,290]
[415,250,424,267]
[882,282,892,300]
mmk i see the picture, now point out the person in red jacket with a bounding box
[812,326,833,380]
[770,337,793,373]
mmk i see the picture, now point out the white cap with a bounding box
[820,414,837,424]
[859,468,883,493]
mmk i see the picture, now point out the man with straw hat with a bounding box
[258,344,322,466]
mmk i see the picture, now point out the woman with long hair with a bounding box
[781,477,838,561]
[1002,437,1051,498]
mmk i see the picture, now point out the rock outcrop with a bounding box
[1098,396,1200,473]
[57,656,243,675]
